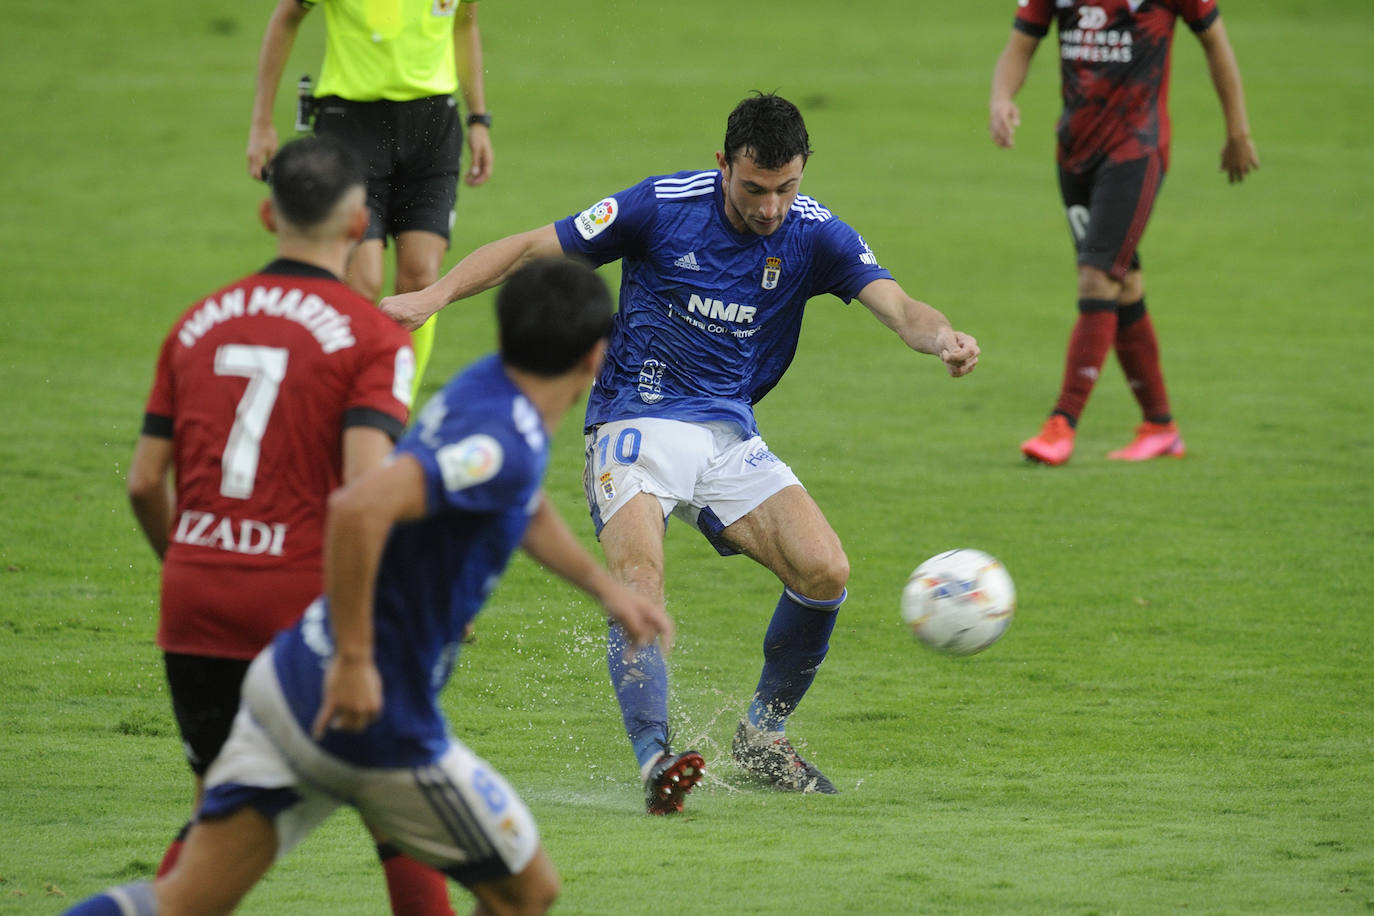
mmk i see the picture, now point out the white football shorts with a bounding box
[202,649,539,885]
[583,418,801,555]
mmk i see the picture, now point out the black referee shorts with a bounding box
[313,94,464,244]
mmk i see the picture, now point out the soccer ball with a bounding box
[901,548,1016,655]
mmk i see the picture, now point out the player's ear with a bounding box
[259,199,278,235]
[582,339,608,379]
[715,150,729,174]
[345,201,369,242]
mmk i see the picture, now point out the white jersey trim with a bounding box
[790,194,832,222]
[654,172,717,200]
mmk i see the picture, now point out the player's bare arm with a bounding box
[247,0,312,179]
[341,427,401,485]
[380,224,564,330]
[857,279,980,378]
[520,492,675,653]
[314,454,429,737]
[989,30,1039,149]
[127,434,176,559]
[1197,17,1260,184]
[454,1,492,186]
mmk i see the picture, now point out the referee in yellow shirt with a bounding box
[247,0,493,405]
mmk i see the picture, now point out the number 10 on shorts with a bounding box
[593,425,640,501]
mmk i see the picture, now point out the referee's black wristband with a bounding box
[466,112,492,128]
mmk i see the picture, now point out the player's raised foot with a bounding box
[731,721,837,794]
[1021,415,1075,466]
[1107,421,1185,461]
[643,749,705,815]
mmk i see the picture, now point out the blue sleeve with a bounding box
[397,414,541,518]
[809,218,893,304]
[553,177,659,267]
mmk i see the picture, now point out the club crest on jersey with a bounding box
[574,197,618,240]
[761,257,781,290]
[432,0,458,15]
[599,472,616,501]
[637,358,665,404]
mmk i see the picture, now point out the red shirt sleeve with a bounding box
[345,315,414,437]
[1014,0,1054,36]
[1171,0,1221,31]
[144,329,177,424]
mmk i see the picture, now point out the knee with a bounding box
[611,556,665,602]
[1076,265,1120,301]
[522,871,560,915]
[798,550,849,603]
[394,262,439,295]
[1118,270,1145,304]
[512,852,560,915]
[347,266,383,302]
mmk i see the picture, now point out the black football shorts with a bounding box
[1057,151,1165,280]
[164,652,252,775]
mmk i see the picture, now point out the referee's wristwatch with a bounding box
[466,112,492,128]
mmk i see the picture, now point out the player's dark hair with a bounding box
[266,136,366,229]
[723,92,813,170]
[498,257,614,376]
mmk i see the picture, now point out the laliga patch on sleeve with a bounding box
[574,197,619,240]
[436,434,504,492]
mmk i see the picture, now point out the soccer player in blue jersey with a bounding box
[64,258,673,916]
[382,92,980,813]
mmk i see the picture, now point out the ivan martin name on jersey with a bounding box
[177,285,358,354]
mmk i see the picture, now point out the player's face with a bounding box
[717,150,804,236]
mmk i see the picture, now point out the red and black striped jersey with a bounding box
[1014,0,1220,171]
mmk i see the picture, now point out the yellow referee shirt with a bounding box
[306,0,477,101]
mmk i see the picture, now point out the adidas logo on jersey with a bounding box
[673,252,702,271]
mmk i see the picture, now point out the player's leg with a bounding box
[156,653,251,877]
[394,230,447,293]
[1069,151,1184,460]
[65,673,306,916]
[346,239,387,302]
[156,806,279,914]
[372,833,455,916]
[597,495,680,775]
[1113,265,1166,423]
[719,486,846,794]
[680,428,844,793]
[468,848,560,916]
[391,96,462,402]
[722,485,847,714]
[1024,163,1112,463]
[62,808,278,916]
[1110,270,1184,459]
[585,420,706,811]
[394,229,449,404]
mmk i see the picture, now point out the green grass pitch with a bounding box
[2,1,1372,913]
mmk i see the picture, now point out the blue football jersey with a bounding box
[271,355,548,768]
[554,169,892,436]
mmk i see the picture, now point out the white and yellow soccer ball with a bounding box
[901,548,1015,655]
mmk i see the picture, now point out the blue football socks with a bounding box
[746,587,844,732]
[607,622,671,771]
